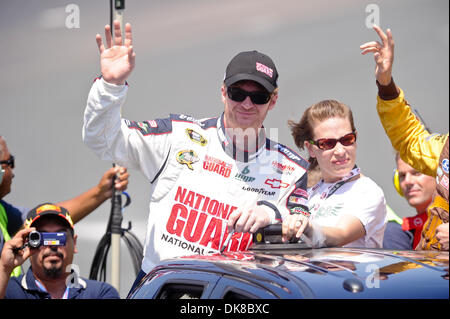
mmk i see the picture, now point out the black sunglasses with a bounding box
[227,87,271,105]
[0,155,15,169]
[310,132,357,150]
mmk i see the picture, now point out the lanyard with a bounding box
[35,279,70,299]
[310,166,361,200]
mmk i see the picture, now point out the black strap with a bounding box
[150,147,171,184]
[257,200,282,222]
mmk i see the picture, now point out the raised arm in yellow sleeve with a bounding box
[376,79,448,177]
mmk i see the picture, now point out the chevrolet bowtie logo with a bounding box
[264,178,289,189]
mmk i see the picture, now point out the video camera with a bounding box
[27,231,67,248]
[13,231,67,253]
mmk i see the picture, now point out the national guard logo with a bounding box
[186,128,207,146]
[203,155,233,178]
[176,150,199,170]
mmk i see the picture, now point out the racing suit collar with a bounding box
[217,113,267,163]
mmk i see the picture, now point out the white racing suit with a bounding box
[83,78,310,273]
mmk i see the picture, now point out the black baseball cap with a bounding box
[25,203,74,230]
[224,50,279,93]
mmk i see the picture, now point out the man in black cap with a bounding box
[0,134,129,273]
[0,203,119,299]
[83,21,309,293]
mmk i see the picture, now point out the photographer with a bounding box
[1,135,129,262]
[0,203,119,299]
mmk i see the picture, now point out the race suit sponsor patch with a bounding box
[203,155,233,178]
[292,188,308,197]
[234,166,256,182]
[442,159,449,174]
[288,196,308,206]
[271,161,295,175]
[164,186,252,253]
[176,150,199,170]
[241,186,275,196]
[265,178,289,189]
[440,175,449,190]
[290,206,311,217]
[186,128,207,146]
[125,118,172,135]
[125,120,150,135]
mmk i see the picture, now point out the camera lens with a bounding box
[28,231,41,248]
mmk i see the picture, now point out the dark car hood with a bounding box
[160,247,449,298]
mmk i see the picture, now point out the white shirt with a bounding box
[308,174,387,248]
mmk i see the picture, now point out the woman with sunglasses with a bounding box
[282,100,387,248]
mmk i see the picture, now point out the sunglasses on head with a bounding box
[0,155,15,169]
[310,132,357,150]
[227,87,271,105]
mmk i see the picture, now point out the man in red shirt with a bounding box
[394,153,435,249]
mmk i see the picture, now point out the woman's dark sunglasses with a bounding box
[227,87,271,105]
[0,155,15,169]
[310,132,357,150]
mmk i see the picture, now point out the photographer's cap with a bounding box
[224,50,279,93]
[25,203,74,229]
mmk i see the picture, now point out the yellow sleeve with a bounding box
[376,87,448,177]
